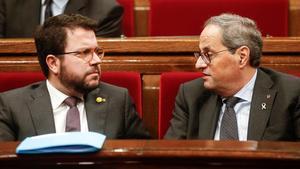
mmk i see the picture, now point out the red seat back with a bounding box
[149,0,289,37]
[0,71,143,117]
[0,72,45,92]
[158,72,203,139]
[287,71,300,77]
[117,0,135,37]
[100,71,143,117]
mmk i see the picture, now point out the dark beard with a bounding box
[59,66,99,94]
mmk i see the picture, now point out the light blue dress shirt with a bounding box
[214,69,258,141]
[40,0,69,24]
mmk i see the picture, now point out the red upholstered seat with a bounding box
[0,71,143,117]
[149,0,288,37]
[287,71,300,77]
[0,72,45,92]
[158,72,203,139]
[117,0,135,37]
[100,71,143,117]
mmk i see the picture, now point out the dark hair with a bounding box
[34,14,97,77]
[204,13,263,67]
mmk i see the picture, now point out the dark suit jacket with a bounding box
[164,67,300,141]
[0,81,150,141]
[0,0,123,37]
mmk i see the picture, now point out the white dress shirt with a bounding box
[46,80,89,133]
[40,0,69,24]
[214,69,257,141]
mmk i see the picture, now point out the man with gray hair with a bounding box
[165,13,300,141]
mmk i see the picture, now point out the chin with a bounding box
[88,80,100,88]
[203,81,216,90]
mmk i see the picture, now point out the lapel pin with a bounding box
[96,97,106,103]
[267,94,271,99]
[261,103,267,110]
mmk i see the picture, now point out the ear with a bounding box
[237,46,250,68]
[46,54,60,75]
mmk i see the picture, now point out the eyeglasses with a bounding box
[194,49,229,64]
[56,47,104,63]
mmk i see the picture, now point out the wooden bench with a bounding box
[1,140,300,168]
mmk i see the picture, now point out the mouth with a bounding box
[202,72,210,76]
[86,70,100,79]
[87,68,100,75]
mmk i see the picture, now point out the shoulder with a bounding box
[177,77,212,100]
[87,0,122,10]
[259,67,300,86]
[180,78,204,93]
[0,81,45,98]
[0,81,46,107]
[258,68,300,96]
[97,81,129,95]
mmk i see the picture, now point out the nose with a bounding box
[89,52,102,65]
[195,57,208,69]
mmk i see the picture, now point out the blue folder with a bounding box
[16,132,106,154]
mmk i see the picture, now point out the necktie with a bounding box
[220,97,240,140]
[44,0,53,21]
[64,96,81,132]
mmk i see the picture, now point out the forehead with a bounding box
[199,25,223,50]
[65,27,97,50]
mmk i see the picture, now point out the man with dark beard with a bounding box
[0,14,150,141]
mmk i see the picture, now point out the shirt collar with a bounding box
[234,69,258,102]
[41,0,69,9]
[46,80,69,110]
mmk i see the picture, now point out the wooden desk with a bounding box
[1,36,300,138]
[0,140,300,169]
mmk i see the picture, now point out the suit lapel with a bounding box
[17,0,40,35]
[85,86,109,134]
[198,94,222,139]
[64,0,87,14]
[247,69,277,140]
[27,81,56,135]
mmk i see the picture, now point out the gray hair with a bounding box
[204,13,263,67]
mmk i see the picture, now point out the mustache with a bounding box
[86,65,100,75]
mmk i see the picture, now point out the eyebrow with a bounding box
[200,46,211,52]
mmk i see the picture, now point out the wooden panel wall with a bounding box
[1,37,300,138]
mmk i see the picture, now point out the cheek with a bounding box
[211,57,239,79]
[63,62,87,77]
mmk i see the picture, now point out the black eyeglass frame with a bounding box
[194,49,232,64]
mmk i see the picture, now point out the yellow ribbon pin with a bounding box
[96,97,106,103]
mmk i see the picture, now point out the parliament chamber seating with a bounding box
[0,72,45,93]
[158,72,204,139]
[287,71,300,77]
[1,37,300,138]
[0,71,143,117]
[148,0,289,36]
[100,71,143,117]
[117,0,135,37]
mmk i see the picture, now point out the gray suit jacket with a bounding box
[165,67,300,141]
[0,0,123,37]
[0,81,150,141]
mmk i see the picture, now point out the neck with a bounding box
[217,67,256,97]
[48,75,84,99]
